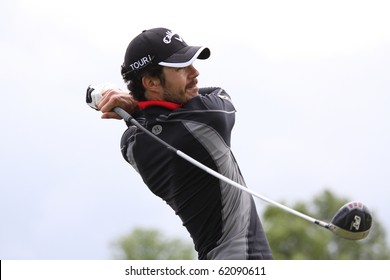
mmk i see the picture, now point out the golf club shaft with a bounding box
[114,107,330,229]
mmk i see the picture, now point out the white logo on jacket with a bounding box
[152,125,163,135]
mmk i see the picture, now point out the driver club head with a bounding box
[328,201,372,240]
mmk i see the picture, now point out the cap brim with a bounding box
[158,46,210,68]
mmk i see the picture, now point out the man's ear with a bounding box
[142,75,160,91]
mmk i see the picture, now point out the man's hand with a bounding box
[86,84,138,120]
[98,88,138,120]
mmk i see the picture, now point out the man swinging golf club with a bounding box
[87,27,372,259]
[90,27,274,260]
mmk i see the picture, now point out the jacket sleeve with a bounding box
[198,87,235,112]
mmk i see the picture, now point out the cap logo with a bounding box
[163,30,183,44]
[128,54,154,71]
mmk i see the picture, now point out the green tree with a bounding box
[111,227,196,260]
[262,189,390,259]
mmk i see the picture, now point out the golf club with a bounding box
[86,84,372,240]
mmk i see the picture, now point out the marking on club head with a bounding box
[351,215,361,231]
[348,201,363,209]
[152,125,163,135]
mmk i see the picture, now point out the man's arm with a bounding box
[97,89,139,120]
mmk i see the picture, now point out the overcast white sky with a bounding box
[1,0,389,259]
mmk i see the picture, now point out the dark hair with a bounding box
[124,65,164,101]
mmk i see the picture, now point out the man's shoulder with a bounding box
[199,87,223,95]
[198,87,232,104]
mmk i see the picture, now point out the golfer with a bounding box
[96,27,273,260]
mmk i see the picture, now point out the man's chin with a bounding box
[185,89,198,101]
[187,86,199,96]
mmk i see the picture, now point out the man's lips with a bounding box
[187,79,198,90]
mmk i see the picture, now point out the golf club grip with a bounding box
[113,107,133,123]
[112,107,328,228]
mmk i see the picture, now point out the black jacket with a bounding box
[120,87,272,259]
